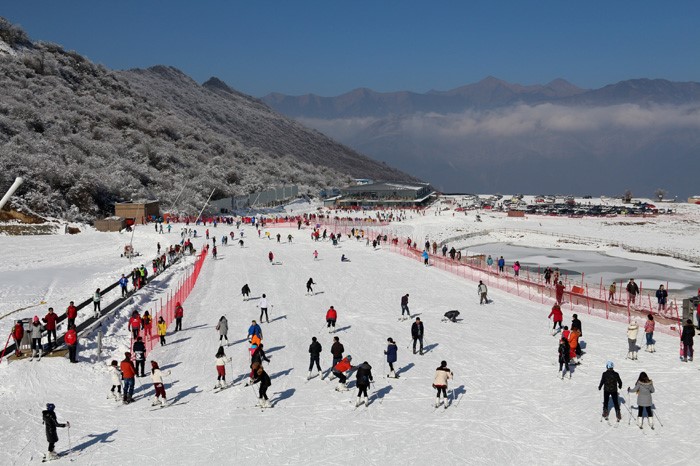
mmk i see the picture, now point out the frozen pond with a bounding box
[462,243,700,297]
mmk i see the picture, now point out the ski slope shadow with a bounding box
[160,362,181,370]
[228,338,248,346]
[452,384,466,402]
[232,372,250,385]
[268,315,287,323]
[269,368,294,380]
[168,336,192,346]
[70,429,117,453]
[266,345,285,354]
[270,388,296,406]
[422,343,439,354]
[333,325,352,333]
[184,323,210,331]
[245,296,262,301]
[395,362,415,377]
[171,385,203,403]
[372,384,393,403]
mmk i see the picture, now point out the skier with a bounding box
[644,314,655,352]
[119,274,129,297]
[497,256,505,273]
[308,336,323,380]
[355,361,374,407]
[655,285,668,311]
[306,277,316,295]
[568,327,580,364]
[120,352,136,403]
[432,360,453,408]
[548,304,563,334]
[65,325,78,363]
[212,245,218,259]
[598,361,623,422]
[251,364,272,408]
[341,254,350,262]
[142,311,153,338]
[411,317,424,355]
[11,320,24,357]
[247,320,263,343]
[627,321,639,360]
[42,403,69,461]
[627,371,655,429]
[331,355,353,391]
[258,294,270,323]
[555,281,565,305]
[150,360,171,406]
[251,343,271,367]
[326,306,337,332]
[681,318,695,362]
[215,346,232,389]
[108,360,122,401]
[29,316,44,360]
[626,278,640,305]
[93,288,101,318]
[268,251,274,264]
[422,249,429,266]
[216,316,229,345]
[133,337,146,377]
[330,336,344,371]
[128,311,142,340]
[42,308,58,350]
[157,316,167,346]
[241,283,251,300]
[443,310,460,323]
[400,294,410,319]
[313,250,318,260]
[174,302,183,332]
[558,336,571,379]
[385,338,398,378]
[478,280,488,304]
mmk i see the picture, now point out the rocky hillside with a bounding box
[0,18,415,221]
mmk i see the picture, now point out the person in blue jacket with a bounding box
[655,285,668,311]
[247,320,263,342]
[119,274,129,297]
[422,249,429,266]
[385,338,398,378]
[497,256,505,273]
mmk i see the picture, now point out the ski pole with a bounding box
[67,423,72,451]
[652,407,664,427]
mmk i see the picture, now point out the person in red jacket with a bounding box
[12,320,24,357]
[129,311,142,340]
[555,281,566,305]
[64,325,78,363]
[548,304,563,334]
[120,352,136,403]
[326,306,337,333]
[174,302,184,332]
[66,301,77,328]
[42,308,58,349]
[330,355,353,391]
[268,251,274,264]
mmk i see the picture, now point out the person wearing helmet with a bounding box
[598,361,623,422]
[42,403,69,460]
[30,316,44,360]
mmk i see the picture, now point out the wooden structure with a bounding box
[114,200,160,224]
[94,217,126,232]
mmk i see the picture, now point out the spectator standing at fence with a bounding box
[644,314,655,352]
[119,274,129,297]
[11,320,24,357]
[65,324,78,363]
[681,319,695,362]
[608,282,616,301]
[157,316,167,345]
[42,307,58,350]
[486,255,493,269]
[422,249,429,266]
[120,352,136,403]
[497,256,505,273]
[626,279,640,305]
[174,302,184,332]
[655,285,667,311]
[555,281,565,305]
[513,261,521,277]
[66,301,77,328]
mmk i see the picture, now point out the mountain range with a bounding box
[263,78,700,198]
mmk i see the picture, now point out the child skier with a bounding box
[251,365,272,408]
[433,360,454,408]
[385,338,398,378]
[215,346,232,389]
[157,316,167,345]
[42,403,69,461]
[108,360,122,401]
[150,361,171,406]
[558,337,571,379]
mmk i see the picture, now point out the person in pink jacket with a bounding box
[644,314,656,353]
[432,360,454,408]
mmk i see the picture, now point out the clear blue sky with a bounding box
[3,1,699,97]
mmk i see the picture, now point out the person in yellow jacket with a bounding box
[157,316,167,346]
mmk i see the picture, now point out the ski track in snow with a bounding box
[1,208,700,464]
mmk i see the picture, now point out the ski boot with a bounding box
[637,417,643,429]
[435,396,441,408]
[355,397,363,407]
[306,371,312,380]
[649,417,654,429]
[615,410,621,422]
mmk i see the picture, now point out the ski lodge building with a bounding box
[114,200,160,224]
[332,181,435,208]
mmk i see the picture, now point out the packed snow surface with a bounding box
[2,200,700,465]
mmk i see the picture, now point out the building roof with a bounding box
[115,200,159,205]
[342,181,431,193]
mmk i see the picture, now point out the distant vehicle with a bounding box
[583,195,593,199]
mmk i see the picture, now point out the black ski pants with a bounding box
[401,304,410,316]
[47,329,57,347]
[333,370,347,384]
[413,336,423,353]
[260,308,269,322]
[68,344,77,363]
[357,384,369,397]
[603,391,620,416]
[175,318,182,332]
[259,385,268,400]
[435,385,447,397]
[327,319,336,328]
[309,355,321,372]
[135,360,145,377]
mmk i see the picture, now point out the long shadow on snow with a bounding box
[333,325,351,334]
[232,372,250,385]
[270,388,296,407]
[228,338,248,346]
[422,343,439,354]
[168,336,192,346]
[395,363,415,377]
[452,385,466,401]
[171,385,203,403]
[245,296,262,301]
[160,362,181,370]
[372,384,393,403]
[265,345,285,354]
[268,315,287,324]
[71,429,118,453]
[269,368,294,380]
[184,323,209,331]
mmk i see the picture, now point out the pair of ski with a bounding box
[213,381,240,393]
[148,400,188,411]
[42,449,82,462]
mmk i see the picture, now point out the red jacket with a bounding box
[175,305,184,318]
[555,284,565,297]
[268,252,274,260]
[120,359,136,379]
[66,305,78,319]
[64,329,78,346]
[12,323,24,340]
[326,308,337,320]
[129,316,142,330]
[548,306,563,322]
[43,312,58,330]
[334,357,352,372]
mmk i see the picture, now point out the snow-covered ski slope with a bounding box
[2,216,700,465]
